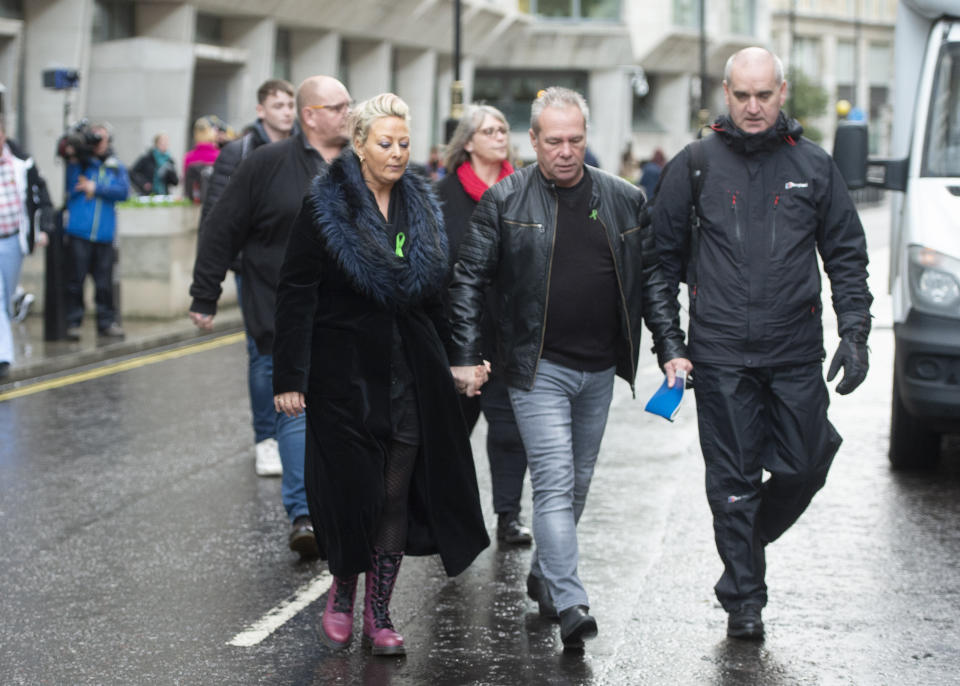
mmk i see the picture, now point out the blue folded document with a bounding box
[644,370,686,422]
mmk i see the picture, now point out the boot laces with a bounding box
[332,575,357,613]
[371,553,400,629]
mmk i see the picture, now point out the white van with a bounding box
[834,0,960,469]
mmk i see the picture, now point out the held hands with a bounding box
[827,337,869,394]
[451,361,491,397]
[275,391,306,417]
[663,357,693,388]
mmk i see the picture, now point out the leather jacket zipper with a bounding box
[533,193,559,384]
[608,218,636,396]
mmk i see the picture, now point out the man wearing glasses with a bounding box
[189,75,352,558]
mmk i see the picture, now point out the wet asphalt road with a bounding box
[2,207,959,685]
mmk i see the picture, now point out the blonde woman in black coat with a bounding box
[273,93,489,656]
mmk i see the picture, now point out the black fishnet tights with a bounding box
[374,440,418,552]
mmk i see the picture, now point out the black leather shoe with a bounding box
[497,512,532,545]
[526,572,558,620]
[559,605,598,649]
[289,516,319,559]
[727,603,764,640]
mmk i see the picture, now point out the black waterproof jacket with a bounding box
[189,131,326,354]
[448,163,687,392]
[652,114,872,367]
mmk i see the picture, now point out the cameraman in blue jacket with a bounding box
[61,122,129,340]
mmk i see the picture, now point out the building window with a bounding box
[92,0,134,43]
[274,28,292,81]
[632,74,663,132]
[792,36,821,78]
[0,0,23,20]
[518,0,620,20]
[835,38,855,103]
[673,0,700,29]
[473,70,589,130]
[729,0,755,36]
[195,13,224,46]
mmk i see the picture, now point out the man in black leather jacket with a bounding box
[448,87,690,650]
[652,47,872,641]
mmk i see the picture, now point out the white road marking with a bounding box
[227,572,333,647]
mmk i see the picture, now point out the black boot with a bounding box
[559,605,598,649]
[497,512,533,545]
[526,572,558,620]
[727,603,764,640]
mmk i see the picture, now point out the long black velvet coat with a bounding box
[273,150,489,577]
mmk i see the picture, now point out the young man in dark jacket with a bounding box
[189,75,351,557]
[198,78,296,479]
[652,47,873,640]
[448,87,690,649]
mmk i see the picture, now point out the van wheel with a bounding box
[889,376,940,470]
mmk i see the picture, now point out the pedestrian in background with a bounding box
[435,104,532,547]
[638,147,665,201]
[183,117,220,203]
[0,118,54,379]
[129,132,178,196]
[273,93,489,656]
[199,78,297,479]
[448,87,690,650]
[62,122,129,341]
[189,75,352,559]
[652,47,872,640]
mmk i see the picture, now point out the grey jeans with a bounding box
[508,358,615,613]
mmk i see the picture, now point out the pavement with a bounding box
[1,304,245,388]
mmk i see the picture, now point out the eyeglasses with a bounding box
[307,101,353,114]
[476,126,508,138]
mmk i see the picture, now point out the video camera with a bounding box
[56,119,103,163]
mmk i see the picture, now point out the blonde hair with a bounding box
[443,104,509,171]
[349,93,410,147]
[193,117,218,144]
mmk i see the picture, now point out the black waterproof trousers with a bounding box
[693,362,842,611]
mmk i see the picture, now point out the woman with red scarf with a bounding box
[435,105,532,548]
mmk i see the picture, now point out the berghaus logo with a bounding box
[785,181,809,189]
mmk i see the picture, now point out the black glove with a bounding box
[827,337,868,394]
[827,311,870,395]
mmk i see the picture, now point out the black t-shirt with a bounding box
[541,171,619,372]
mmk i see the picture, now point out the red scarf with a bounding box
[457,160,515,202]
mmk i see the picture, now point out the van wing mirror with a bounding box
[833,120,909,192]
[833,121,868,189]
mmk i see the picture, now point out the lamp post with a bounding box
[698,0,709,128]
[446,0,463,142]
[788,0,796,116]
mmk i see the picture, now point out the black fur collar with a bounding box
[308,150,448,309]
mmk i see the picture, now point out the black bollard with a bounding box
[43,209,68,341]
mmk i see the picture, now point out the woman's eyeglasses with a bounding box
[476,126,508,137]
